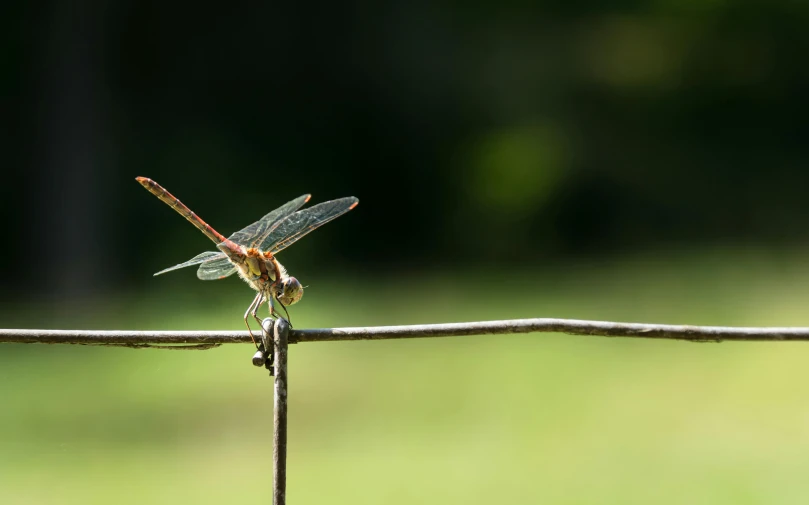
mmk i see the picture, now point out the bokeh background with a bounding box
[3,1,809,503]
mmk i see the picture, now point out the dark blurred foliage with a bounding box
[2,0,809,298]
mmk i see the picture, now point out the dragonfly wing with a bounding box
[197,255,237,280]
[262,197,359,254]
[227,194,311,247]
[154,251,225,276]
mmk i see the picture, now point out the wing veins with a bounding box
[264,197,358,254]
[197,255,237,280]
[154,251,224,276]
[227,194,311,247]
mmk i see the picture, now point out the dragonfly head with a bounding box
[277,277,303,306]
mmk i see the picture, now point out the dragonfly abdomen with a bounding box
[136,177,227,244]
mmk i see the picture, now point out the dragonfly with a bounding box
[136,177,358,345]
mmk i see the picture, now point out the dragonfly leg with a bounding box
[243,292,264,348]
[251,292,267,333]
[274,297,293,328]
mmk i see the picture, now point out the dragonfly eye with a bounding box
[278,277,303,306]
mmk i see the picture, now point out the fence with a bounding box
[3,317,809,504]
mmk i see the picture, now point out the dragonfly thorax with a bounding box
[216,243,279,290]
[216,242,303,305]
[244,255,264,278]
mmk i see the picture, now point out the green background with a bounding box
[4,1,809,503]
[5,252,809,503]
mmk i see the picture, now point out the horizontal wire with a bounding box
[2,318,809,349]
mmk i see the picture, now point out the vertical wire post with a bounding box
[271,318,289,505]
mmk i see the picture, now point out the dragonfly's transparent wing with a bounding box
[262,197,358,254]
[154,251,224,276]
[227,194,311,247]
[197,255,237,280]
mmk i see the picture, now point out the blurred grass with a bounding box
[4,248,809,504]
